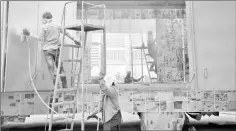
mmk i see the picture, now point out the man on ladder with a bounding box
[36,12,81,88]
[147,31,158,74]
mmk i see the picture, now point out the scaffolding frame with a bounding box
[48,1,107,131]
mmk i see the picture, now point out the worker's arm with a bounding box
[132,76,144,82]
[99,79,117,98]
[59,26,81,45]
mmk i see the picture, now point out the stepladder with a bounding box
[47,38,83,131]
[131,33,159,83]
[47,21,106,131]
[46,2,106,131]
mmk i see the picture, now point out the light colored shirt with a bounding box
[96,85,121,123]
[38,23,73,51]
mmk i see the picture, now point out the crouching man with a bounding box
[87,74,122,131]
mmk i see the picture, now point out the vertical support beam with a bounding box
[188,1,198,90]
[0,1,5,92]
[129,20,134,81]
[140,33,144,84]
[235,1,236,94]
[141,48,143,84]
[81,1,85,130]
[155,19,159,83]
[181,19,186,82]
[1,1,9,92]
[103,6,106,75]
[102,29,106,75]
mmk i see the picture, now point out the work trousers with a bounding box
[103,110,122,131]
[43,49,67,88]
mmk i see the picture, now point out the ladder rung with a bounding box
[151,78,157,79]
[60,73,80,77]
[49,115,74,121]
[53,100,76,107]
[62,59,81,62]
[65,24,104,32]
[57,87,77,92]
[63,44,81,48]
[132,46,147,49]
[149,69,156,72]
[57,129,73,131]
[147,61,153,63]
[145,53,150,56]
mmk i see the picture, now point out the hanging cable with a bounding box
[26,34,68,120]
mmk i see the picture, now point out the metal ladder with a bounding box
[47,35,82,131]
[47,2,83,131]
[131,33,158,83]
[48,1,107,131]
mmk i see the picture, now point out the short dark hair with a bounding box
[42,12,53,19]
[148,31,153,35]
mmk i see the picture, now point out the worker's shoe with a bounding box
[62,85,68,89]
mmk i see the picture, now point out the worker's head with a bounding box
[103,74,117,88]
[126,71,131,76]
[41,12,53,24]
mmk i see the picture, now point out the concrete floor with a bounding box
[1,112,236,131]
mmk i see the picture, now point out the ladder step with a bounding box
[63,44,81,48]
[53,100,76,107]
[59,73,80,77]
[48,115,74,121]
[57,87,77,92]
[65,24,105,32]
[57,129,73,131]
[151,78,157,79]
[132,46,147,49]
[147,61,153,63]
[149,69,156,72]
[62,59,81,62]
[133,46,147,49]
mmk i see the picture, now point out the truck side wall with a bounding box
[187,1,236,91]
[5,1,76,91]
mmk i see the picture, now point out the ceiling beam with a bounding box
[77,1,185,9]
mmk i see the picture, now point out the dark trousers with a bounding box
[43,49,67,88]
[103,110,122,131]
[149,52,158,74]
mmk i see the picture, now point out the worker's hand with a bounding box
[87,114,98,120]
[74,40,81,46]
[99,79,105,88]
[22,28,30,36]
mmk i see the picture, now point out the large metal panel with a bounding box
[188,1,236,91]
[5,1,76,91]
[5,1,40,91]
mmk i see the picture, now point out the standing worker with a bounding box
[88,74,123,131]
[147,31,158,74]
[34,12,81,88]
[124,71,144,83]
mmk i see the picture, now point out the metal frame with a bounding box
[1,1,9,92]
[80,2,106,130]
[48,1,107,131]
